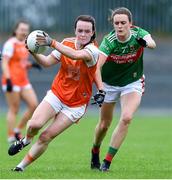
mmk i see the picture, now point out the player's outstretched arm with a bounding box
[137,34,156,49]
[143,34,156,49]
[31,54,57,68]
[36,32,93,62]
[94,53,107,90]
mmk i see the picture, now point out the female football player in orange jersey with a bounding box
[8,15,106,172]
[1,20,41,144]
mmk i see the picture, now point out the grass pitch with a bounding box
[0,113,171,179]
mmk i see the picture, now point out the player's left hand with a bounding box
[31,62,42,71]
[136,38,147,47]
[36,31,53,47]
[91,90,106,107]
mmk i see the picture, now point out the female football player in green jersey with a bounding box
[91,7,156,171]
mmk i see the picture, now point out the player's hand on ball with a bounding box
[26,30,47,54]
[36,31,53,47]
[92,90,106,107]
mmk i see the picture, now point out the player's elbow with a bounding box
[42,62,51,68]
[148,41,156,49]
[41,56,55,67]
[147,39,156,49]
[152,42,156,49]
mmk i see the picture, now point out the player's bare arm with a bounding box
[143,34,156,49]
[94,53,107,90]
[31,53,58,67]
[36,33,93,62]
[51,40,93,61]
[1,56,11,79]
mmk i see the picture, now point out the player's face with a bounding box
[15,23,30,41]
[75,20,94,47]
[113,14,131,41]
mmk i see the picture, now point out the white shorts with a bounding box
[43,90,86,122]
[2,84,32,92]
[104,76,145,103]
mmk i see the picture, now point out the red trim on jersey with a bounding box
[106,47,144,64]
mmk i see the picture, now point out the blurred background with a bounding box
[0,0,172,114]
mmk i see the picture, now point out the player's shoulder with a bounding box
[131,25,147,33]
[4,37,17,46]
[105,30,117,42]
[84,42,99,51]
[3,37,19,53]
[131,25,150,36]
[131,25,140,30]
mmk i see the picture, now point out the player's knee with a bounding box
[121,113,133,125]
[27,119,42,131]
[39,131,53,144]
[29,102,38,112]
[9,106,19,114]
[99,119,111,132]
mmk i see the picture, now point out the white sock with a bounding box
[14,128,20,133]
[17,153,34,170]
[17,161,26,170]
[16,165,24,171]
[22,137,31,145]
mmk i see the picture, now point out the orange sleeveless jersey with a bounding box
[51,38,97,107]
[2,37,30,86]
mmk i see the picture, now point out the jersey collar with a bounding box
[116,30,131,43]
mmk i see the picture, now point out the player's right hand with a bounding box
[91,90,106,107]
[36,31,53,47]
[6,79,13,92]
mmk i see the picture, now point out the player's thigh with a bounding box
[5,92,20,112]
[41,112,73,139]
[100,102,116,125]
[21,87,38,108]
[120,77,144,117]
[120,92,141,116]
[28,100,57,128]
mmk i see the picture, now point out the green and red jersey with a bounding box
[99,26,149,86]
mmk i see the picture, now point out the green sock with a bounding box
[105,146,118,162]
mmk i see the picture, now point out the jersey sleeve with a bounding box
[137,28,150,38]
[2,41,14,58]
[84,44,99,67]
[99,35,113,56]
[51,49,61,62]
